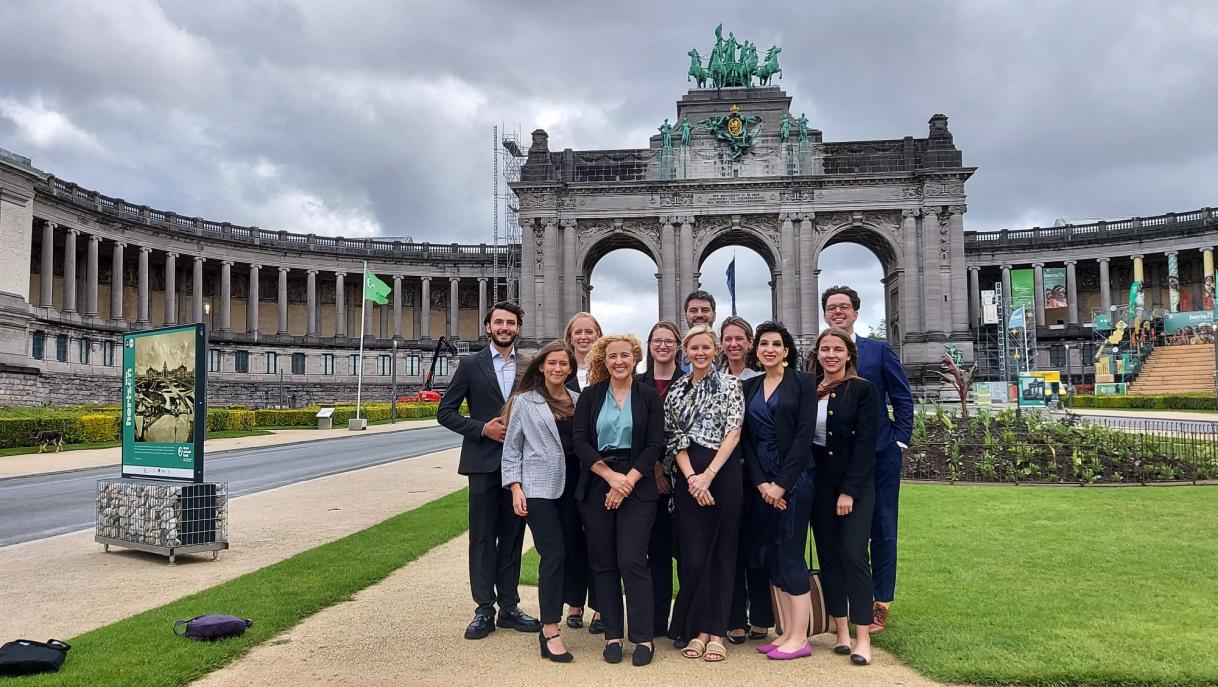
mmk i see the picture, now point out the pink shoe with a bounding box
[757,643,778,654]
[767,643,812,660]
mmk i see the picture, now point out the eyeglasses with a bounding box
[649,339,678,348]
[824,304,855,313]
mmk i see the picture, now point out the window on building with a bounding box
[435,355,449,378]
[31,331,45,360]
[291,352,306,375]
[265,351,278,374]
[404,355,420,377]
[1049,345,1066,367]
[322,353,334,376]
[377,355,391,376]
[348,354,361,375]
[56,334,68,362]
[103,340,116,367]
[235,350,249,373]
[208,349,222,373]
[79,337,91,364]
[1081,343,1095,366]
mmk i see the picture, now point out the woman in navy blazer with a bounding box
[740,321,817,660]
[572,334,666,666]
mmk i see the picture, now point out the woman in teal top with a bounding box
[572,334,666,667]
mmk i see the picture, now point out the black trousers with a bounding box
[648,494,675,636]
[810,485,875,627]
[525,497,566,625]
[729,552,774,630]
[468,471,526,617]
[579,493,656,643]
[558,466,598,612]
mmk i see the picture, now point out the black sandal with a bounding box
[566,611,584,629]
[748,628,769,640]
[726,630,747,645]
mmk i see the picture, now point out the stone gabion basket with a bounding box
[96,479,228,549]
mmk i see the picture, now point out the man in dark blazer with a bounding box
[438,301,541,639]
[821,286,914,633]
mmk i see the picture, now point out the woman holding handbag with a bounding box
[807,327,881,666]
[500,341,581,663]
[740,321,817,660]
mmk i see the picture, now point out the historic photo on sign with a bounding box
[133,328,196,443]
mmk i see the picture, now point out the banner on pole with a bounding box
[1010,269,1035,313]
[1043,267,1067,309]
[363,266,390,305]
[981,289,998,324]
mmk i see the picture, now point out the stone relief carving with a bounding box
[938,211,951,261]
[518,192,557,210]
[923,177,965,197]
[650,191,695,207]
[778,188,815,202]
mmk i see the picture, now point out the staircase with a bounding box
[1128,344,1216,394]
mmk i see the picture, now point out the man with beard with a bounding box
[439,301,542,639]
[678,290,717,373]
[819,286,913,633]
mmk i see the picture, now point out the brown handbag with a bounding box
[771,527,831,637]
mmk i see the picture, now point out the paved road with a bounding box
[0,426,461,548]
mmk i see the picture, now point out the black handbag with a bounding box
[0,639,71,676]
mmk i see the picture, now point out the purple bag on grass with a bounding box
[173,615,253,641]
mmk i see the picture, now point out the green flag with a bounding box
[363,266,390,305]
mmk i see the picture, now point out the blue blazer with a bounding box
[853,335,914,452]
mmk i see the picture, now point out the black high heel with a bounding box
[539,632,574,663]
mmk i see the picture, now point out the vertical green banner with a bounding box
[1043,267,1067,309]
[1010,269,1035,313]
[122,324,207,482]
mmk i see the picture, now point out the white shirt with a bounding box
[491,347,516,400]
[576,367,588,390]
[813,398,828,446]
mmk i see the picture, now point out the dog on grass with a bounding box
[30,430,65,453]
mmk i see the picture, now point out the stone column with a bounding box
[1166,251,1180,313]
[947,206,970,335]
[660,217,677,323]
[335,272,347,337]
[520,220,536,338]
[306,269,318,336]
[967,266,981,329]
[363,295,373,338]
[1097,257,1112,314]
[1065,260,1079,324]
[85,235,100,317]
[1001,264,1013,315]
[136,246,150,325]
[900,210,921,337]
[39,222,54,307]
[111,242,126,322]
[62,228,78,314]
[1032,262,1045,327]
[192,256,204,324]
[449,276,460,338]
[1203,249,1215,311]
[779,213,797,326]
[562,219,579,320]
[247,264,260,335]
[920,208,943,335]
[277,267,289,334]
[679,217,696,302]
[1132,254,1145,316]
[163,252,176,324]
[798,214,816,336]
[419,276,432,339]
[477,277,488,334]
[392,275,403,339]
[541,219,560,338]
[219,260,233,332]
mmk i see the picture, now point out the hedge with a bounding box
[1072,393,1216,410]
[79,414,120,443]
[206,408,256,432]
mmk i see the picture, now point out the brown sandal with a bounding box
[703,641,727,662]
[681,638,706,659]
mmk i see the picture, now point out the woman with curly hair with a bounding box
[572,334,666,666]
[665,325,745,663]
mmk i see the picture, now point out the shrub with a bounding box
[206,408,255,432]
[1073,393,1214,410]
[79,414,120,443]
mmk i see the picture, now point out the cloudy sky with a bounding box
[2,1,1216,341]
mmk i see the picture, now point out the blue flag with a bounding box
[1008,306,1025,330]
[726,256,737,316]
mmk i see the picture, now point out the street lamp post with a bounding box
[390,339,398,424]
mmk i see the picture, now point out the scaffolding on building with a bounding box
[493,124,525,303]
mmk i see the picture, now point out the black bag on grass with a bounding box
[173,615,253,641]
[0,639,70,676]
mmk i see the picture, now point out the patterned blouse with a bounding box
[663,369,745,468]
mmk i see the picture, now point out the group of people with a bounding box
[437,285,913,667]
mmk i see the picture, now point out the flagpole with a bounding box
[356,261,366,420]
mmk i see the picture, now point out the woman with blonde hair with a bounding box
[572,334,666,666]
[560,311,604,631]
[500,340,581,662]
[665,325,745,662]
[807,327,880,665]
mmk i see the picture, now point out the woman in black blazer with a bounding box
[740,321,817,660]
[572,333,666,667]
[807,327,880,666]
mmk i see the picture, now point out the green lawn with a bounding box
[16,488,469,687]
[0,429,272,457]
[523,484,1218,686]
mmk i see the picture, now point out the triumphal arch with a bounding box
[511,27,975,380]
